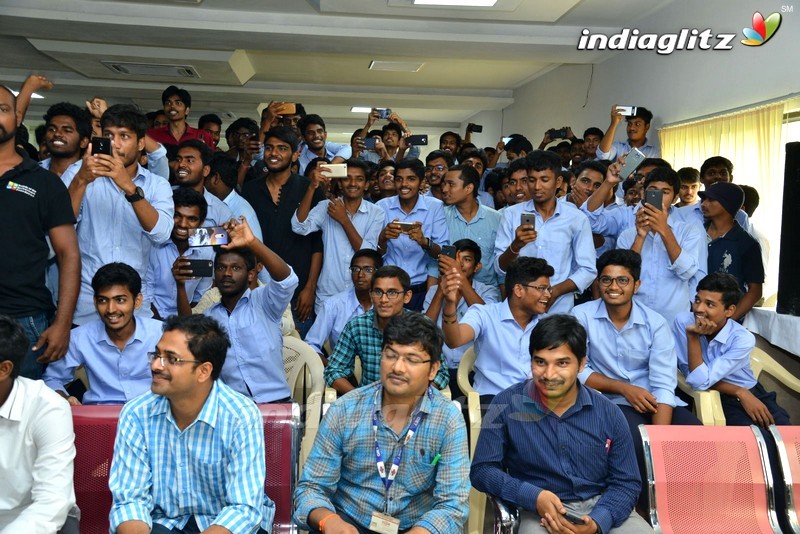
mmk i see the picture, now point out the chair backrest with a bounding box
[72,404,124,534]
[769,425,800,533]
[750,347,800,395]
[282,336,325,467]
[639,424,781,534]
[259,402,301,534]
[457,346,478,398]
[456,347,486,534]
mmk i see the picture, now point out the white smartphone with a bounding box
[616,105,638,117]
[321,163,347,178]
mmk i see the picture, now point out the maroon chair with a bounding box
[259,403,301,534]
[71,404,123,534]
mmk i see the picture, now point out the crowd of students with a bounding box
[0,74,790,533]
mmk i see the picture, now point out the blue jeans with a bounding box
[13,312,50,380]
[291,298,316,339]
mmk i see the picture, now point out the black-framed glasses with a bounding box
[597,276,632,287]
[425,164,446,172]
[369,289,406,300]
[350,266,377,274]
[522,284,552,293]
[382,351,432,366]
[147,352,202,367]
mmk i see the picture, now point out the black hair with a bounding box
[215,247,257,272]
[677,167,701,184]
[739,184,760,217]
[0,315,28,379]
[452,238,481,264]
[483,167,506,193]
[208,153,239,190]
[264,125,300,153]
[460,148,489,170]
[583,127,604,139]
[644,167,680,196]
[377,159,396,174]
[304,157,330,178]
[351,248,384,268]
[162,85,191,108]
[198,113,222,128]
[505,135,533,155]
[573,160,608,178]
[439,131,462,148]
[629,107,653,124]
[162,314,230,380]
[696,272,742,309]
[506,257,555,293]
[639,158,672,171]
[346,158,369,176]
[382,122,404,138]
[43,102,93,140]
[91,262,142,297]
[372,265,411,292]
[225,118,259,140]
[622,178,638,194]
[173,186,208,223]
[596,249,641,282]
[297,114,326,135]
[529,314,587,361]
[525,150,562,175]
[448,164,481,198]
[395,158,425,181]
[570,138,585,146]
[101,104,148,139]
[178,138,213,166]
[507,157,529,177]
[700,156,734,180]
[383,312,444,364]
[425,150,455,167]
[34,124,47,145]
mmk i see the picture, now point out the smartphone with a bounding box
[616,105,638,117]
[548,128,568,140]
[405,134,428,146]
[277,102,296,115]
[91,137,112,156]
[376,108,392,119]
[188,226,229,247]
[363,137,378,150]
[502,137,513,145]
[644,189,663,210]
[563,510,585,525]
[468,123,483,133]
[441,245,457,259]
[619,147,646,180]
[396,221,417,232]
[521,212,536,229]
[321,163,347,178]
[184,259,213,278]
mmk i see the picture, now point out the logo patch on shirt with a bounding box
[7,181,37,198]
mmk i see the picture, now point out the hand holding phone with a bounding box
[441,245,457,259]
[563,510,587,525]
[376,108,392,119]
[363,137,379,150]
[644,189,664,210]
[188,226,229,247]
[618,147,646,180]
[521,213,536,229]
[321,163,347,178]
[91,137,112,156]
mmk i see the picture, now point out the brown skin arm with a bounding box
[732,283,762,321]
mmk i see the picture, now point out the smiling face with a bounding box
[45,115,87,159]
[692,289,734,331]
[701,166,731,187]
[263,136,297,174]
[531,343,584,407]
[377,165,396,196]
[441,169,472,206]
[583,134,601,157]
[426,157,448,186]
[371,276,411,320]
[174,146,208,189]
[597,264,639,308]
[342,166,367,200]
[572,167,604,201]
[394,168,421,201]
[172,204,203,244]
[302,122,326,152]
[503,169,530,206]
[149,329,209,398]
[440,134,459,154]
[163,96,188,123]
[94,284,142,334]
[511,275,551,315]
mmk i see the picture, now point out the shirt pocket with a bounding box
[400,460,437,495]
[193,458,226,497]
[570,443,608,482]
[622,349,650,372]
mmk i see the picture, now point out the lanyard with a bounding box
[372,386,430,493]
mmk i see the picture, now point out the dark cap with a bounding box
[698,182,744,217]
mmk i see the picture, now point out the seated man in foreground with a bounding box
[471,314,651,534]
[109,314,274,533]
[294,312,470,533]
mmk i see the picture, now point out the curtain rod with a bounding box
[660,92,800,130]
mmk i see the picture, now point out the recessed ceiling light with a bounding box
[351,107,372,113]
[413,0,497,6]
[10,90,44,99]
[368,60,424,72]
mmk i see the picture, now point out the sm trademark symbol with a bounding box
[781,5,793,12]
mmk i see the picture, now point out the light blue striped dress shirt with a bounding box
[109,380,274,532]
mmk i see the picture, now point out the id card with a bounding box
[369,512,400,534]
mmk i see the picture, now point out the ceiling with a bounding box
[0,0,672,142]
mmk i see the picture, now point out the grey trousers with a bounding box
[518,494,653,534]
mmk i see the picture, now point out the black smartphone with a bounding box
[184,259,213,278]
[363,137,378,150]
[188,226,229,247]
[521,212,536,229]
[468,123,483,133]
[563,510,585,525]
[644,189,663,209]
[405,134,428,146]
[376,108,392,119]
[548,128,568,140]
[441,245,457,259]
[91,137,112,156]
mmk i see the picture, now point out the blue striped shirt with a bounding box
[293,382,470,533]
[109,380,274,533]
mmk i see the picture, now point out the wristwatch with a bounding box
[125,186,145,203]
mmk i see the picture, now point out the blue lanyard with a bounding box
[373,386,431,493]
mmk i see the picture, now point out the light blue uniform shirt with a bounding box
[424,281,501,369]
[144,242,214,319]
[444,204,502,288]
[377,195,450,285]
[672,312,757,390]
[73,165,174,325]
[291,197,384,309]
[672,203,753,235]
[221,190,263,241]
[42,316,161,405]
[201,188,234,227]
[297,141,350,175]
[460,300,540,395]
[204,269,299,403]
[494,200,596,314]
[109,380,274,532]
[595,139,660,162]
[573,299,683,408]
[617,219,707,324]
[304,288,368,354]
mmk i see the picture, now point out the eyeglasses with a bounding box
[522,284,552,293]
[350,266,376,274]
[382,352,432,366]
[597,276,632,287]
[369,289,406,300]
[147,352,202,367]
[425,165,446,172]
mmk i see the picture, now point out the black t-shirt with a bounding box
[707,222,765,293]
[241,173,324,297]
[0,150,76,316]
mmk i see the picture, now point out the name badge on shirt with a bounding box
[369,512,400,534]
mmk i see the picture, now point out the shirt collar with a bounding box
[593,299,646,327]
[710,318,735,346]
[519,379,593,418]
[95,316,147,348]
[151,380,220,430]
[347,289,368,314]
[0,378,23,422]
[389,194,426,215]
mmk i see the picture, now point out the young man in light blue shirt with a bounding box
[494,150,596,314]
[203,153,263,241]
[44,263,161,405]
[596,105,660,163]
[173,139,234,227]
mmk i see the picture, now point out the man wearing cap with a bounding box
[700,182,763,321]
